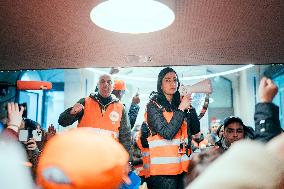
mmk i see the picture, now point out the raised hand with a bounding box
[70,103,84,115]
[46,124,56,141]
[7,102,24,128]
[132,94,140,104]
[259,77,278,103]
[179,94,192,111]
[25,138,37,151]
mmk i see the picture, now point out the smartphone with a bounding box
[19,130,42,142]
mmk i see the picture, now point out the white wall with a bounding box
[233,66,258,127]
[60,69,97,131]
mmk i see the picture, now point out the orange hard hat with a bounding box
[37,128,129,189]
[114,79,127,91]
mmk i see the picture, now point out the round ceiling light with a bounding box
[90,0,175,34]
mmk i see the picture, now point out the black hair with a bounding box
[223,116,245,129]
[151,67,181,110]
[24,118,38,130]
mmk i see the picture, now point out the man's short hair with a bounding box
[97,74,114,85]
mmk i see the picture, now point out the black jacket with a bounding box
[254,102,283,142]
[141,92,200,148]
[128,103,140,129]
[216,102,283,151]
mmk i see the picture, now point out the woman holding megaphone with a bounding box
[144,67,200,189]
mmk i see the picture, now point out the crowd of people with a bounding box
[0,67,283,189]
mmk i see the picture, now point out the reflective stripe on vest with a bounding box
[151,157,181,164]
[135,129,151,178]
[147,109,190,175]
[151,154,191,165]
[87,127,119,139]
[141,150,150,177]
[148,139,181,148]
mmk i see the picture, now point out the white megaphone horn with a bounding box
[179,79,212,96]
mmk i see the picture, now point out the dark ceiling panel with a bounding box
[0,0,283,70]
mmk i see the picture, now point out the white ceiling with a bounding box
[92,64,247,81]
[32,64,246,85]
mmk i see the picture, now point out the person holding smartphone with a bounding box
[1,102,43,179]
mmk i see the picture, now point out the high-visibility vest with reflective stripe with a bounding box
[147,111,190,175]
[77,97,123,139]
[136,130,150,178]
[80,127,119,139]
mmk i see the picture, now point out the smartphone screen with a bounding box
[18,130,28,142]
[32,130,42,141]
[18,130,42,142]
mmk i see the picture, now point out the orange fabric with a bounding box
[150,163,183,175]
[114,79,127,91]
[16,80,52,90]
[77,97,123,139]
[37,128,129,189]
[147,111,190,176]
[136,131,150,178]
[150,146,179,157]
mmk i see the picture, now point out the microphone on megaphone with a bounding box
[16,81,52,90]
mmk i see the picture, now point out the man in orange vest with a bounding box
[112,79,140,129]
[58,74,131,154]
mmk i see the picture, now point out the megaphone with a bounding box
[179,79,212,120]
[179,79,212,96]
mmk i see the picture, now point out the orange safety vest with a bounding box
[136,130,150,178]
[147,111,191,176]
[77,97,123,139]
